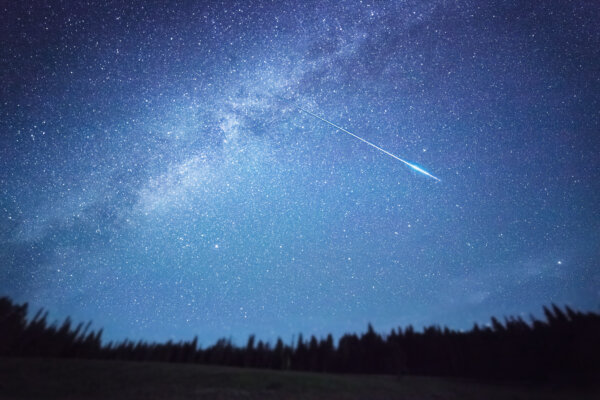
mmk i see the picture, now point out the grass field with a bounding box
[0,357,597,400]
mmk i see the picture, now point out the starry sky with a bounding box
[1,0,599,345]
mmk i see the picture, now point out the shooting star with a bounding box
[295,105,441,182]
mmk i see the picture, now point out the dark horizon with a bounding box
[8,293,600,348]
[10,293,600,347]
[2,295,599,381]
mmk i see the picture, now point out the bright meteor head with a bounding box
[404,161,441,182]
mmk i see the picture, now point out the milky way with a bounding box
[1,1,599,344]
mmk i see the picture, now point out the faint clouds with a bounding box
[466,290,491,305]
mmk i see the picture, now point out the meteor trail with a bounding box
[295,105,441,182]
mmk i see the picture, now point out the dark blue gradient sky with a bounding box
[1,0,599,345]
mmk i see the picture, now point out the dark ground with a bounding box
[0,357,598,400]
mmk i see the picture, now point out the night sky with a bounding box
[1,1,599,345]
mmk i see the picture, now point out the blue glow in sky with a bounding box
[1,0,599,345]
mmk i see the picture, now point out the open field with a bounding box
[0,357,597,400]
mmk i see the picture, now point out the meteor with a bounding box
[295,105,441,182]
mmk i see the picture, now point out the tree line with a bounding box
[1,296,598,381]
